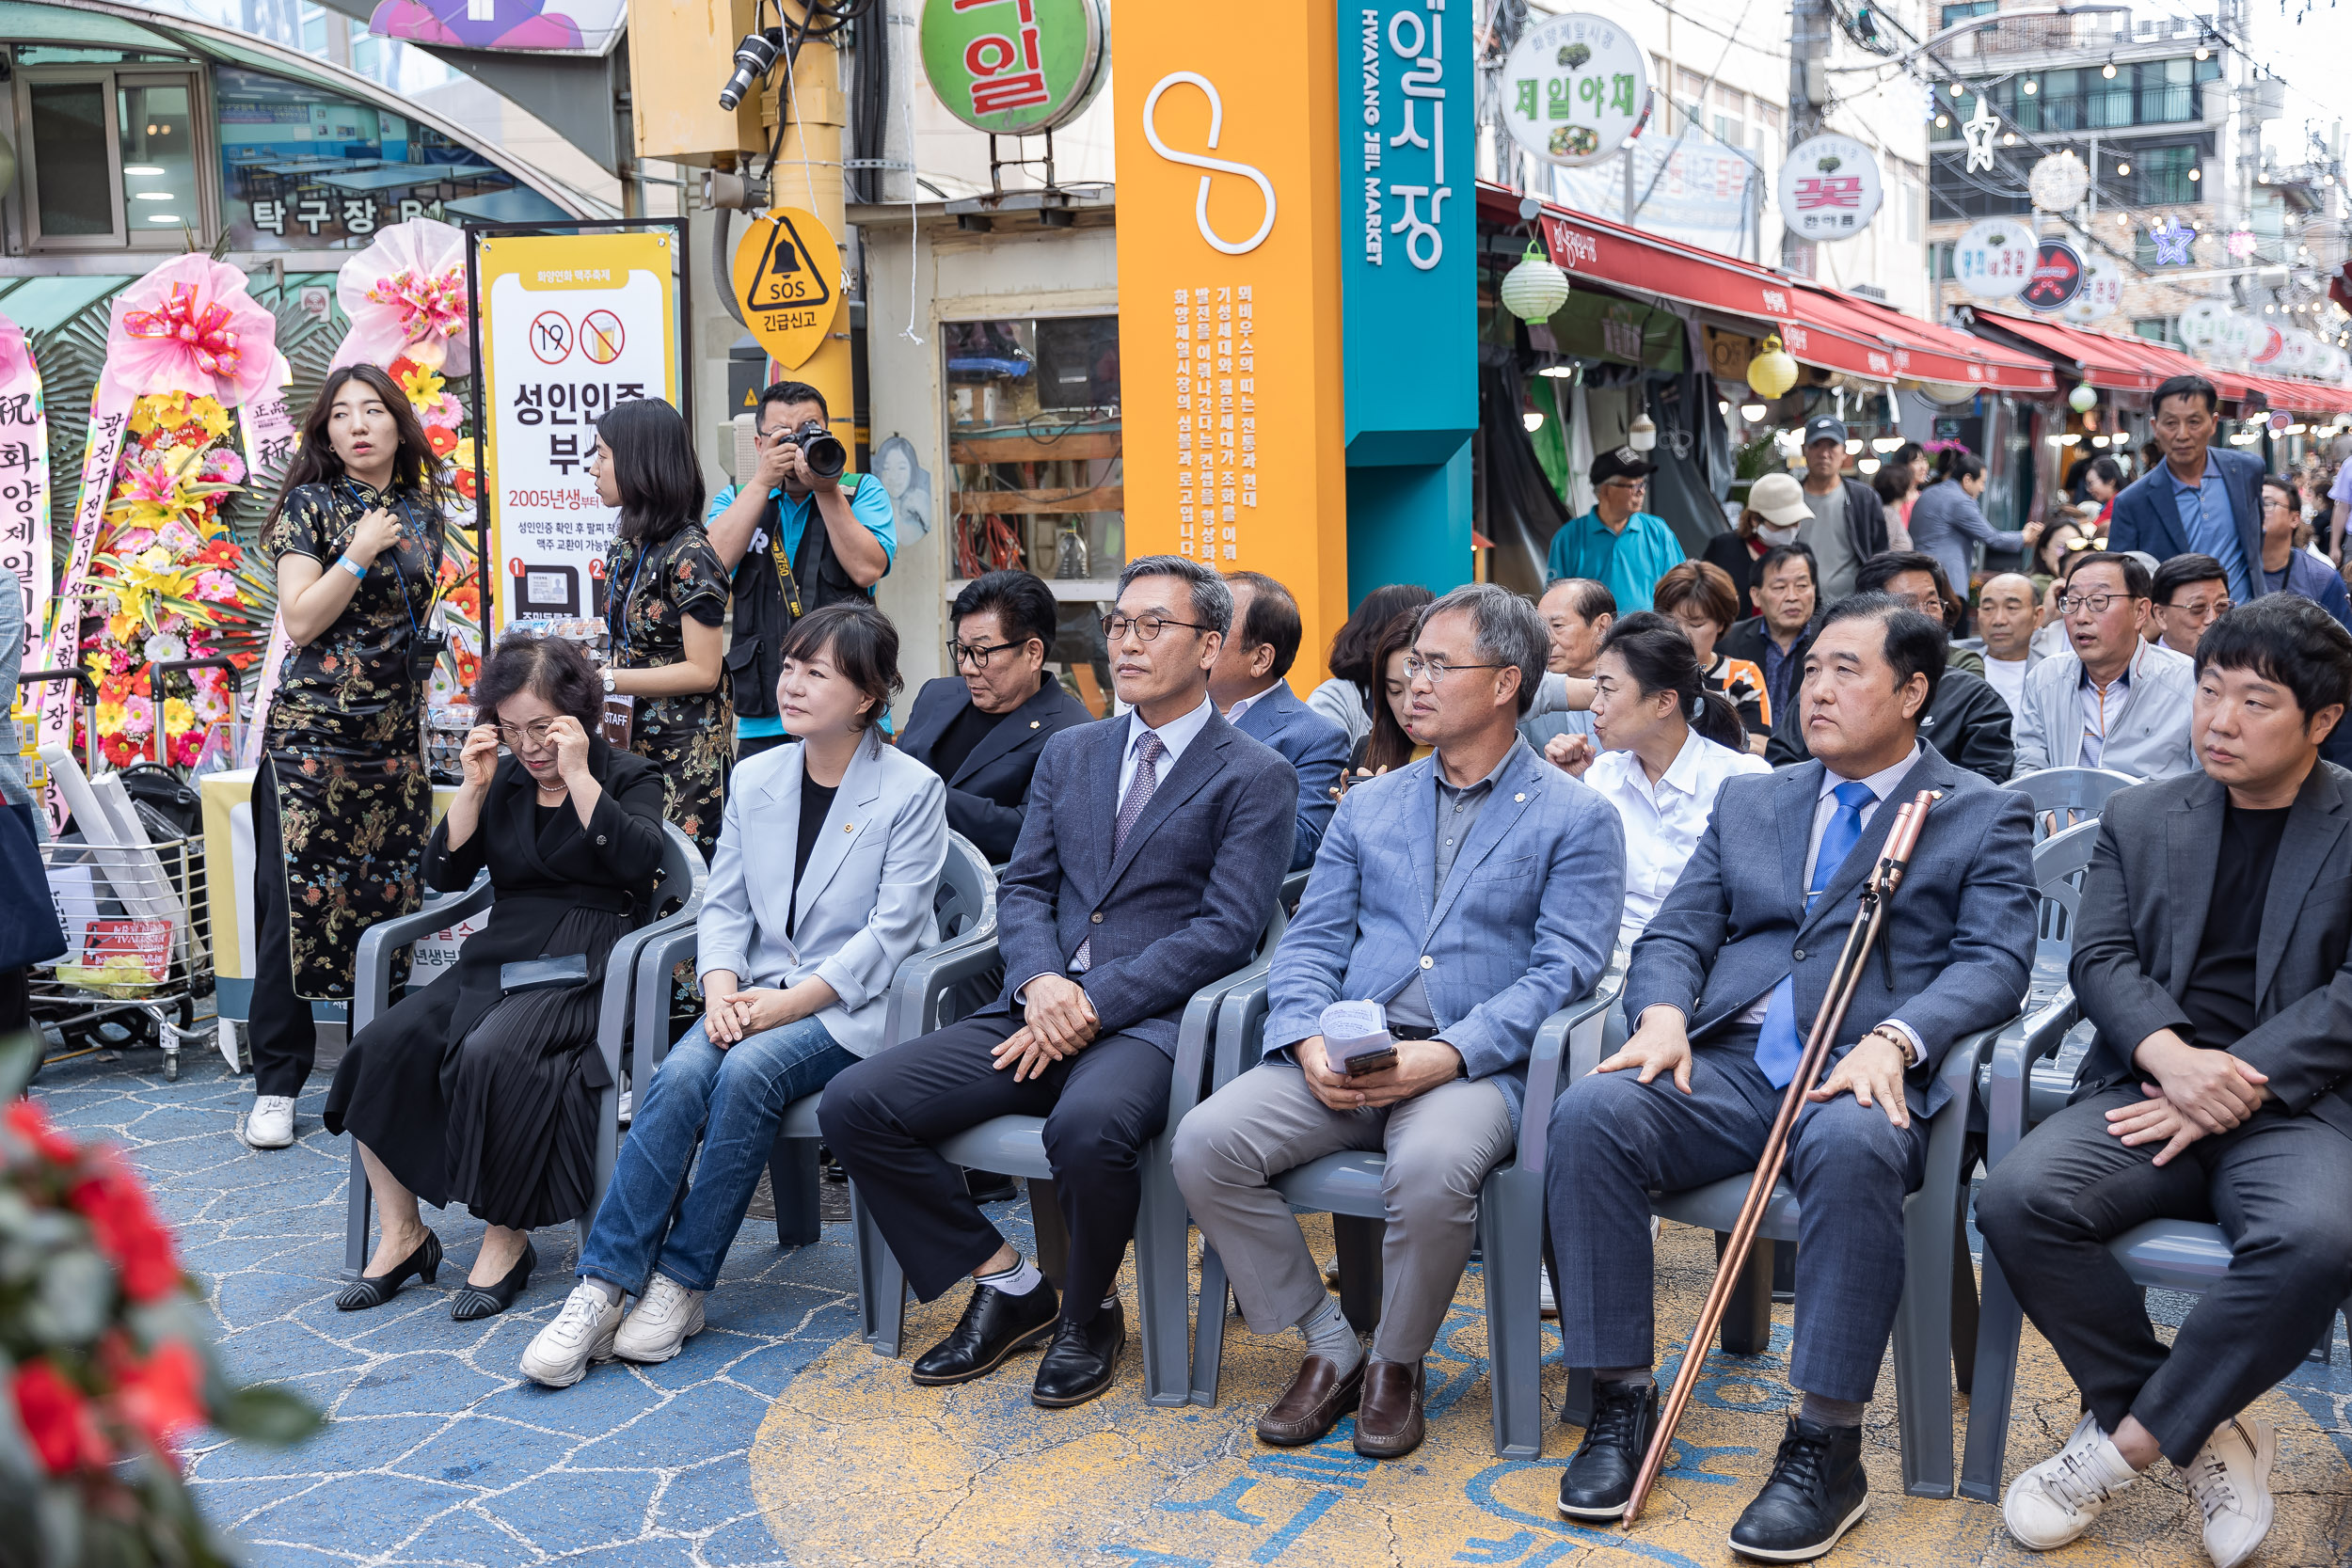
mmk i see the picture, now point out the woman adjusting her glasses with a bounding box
[245,364,447,1153]
[325,632,670,1322]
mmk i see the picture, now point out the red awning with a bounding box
[1964,309,2166,391]
[1480,182,2054,394]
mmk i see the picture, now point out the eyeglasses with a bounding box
[1598,478,1647,492]
[1892,594,1944,616]
[1101,614,1212,642]
[1403,654,1509,681]
[497,718,561,748]
[947,638,1029,669]
[2056,592,2138,614]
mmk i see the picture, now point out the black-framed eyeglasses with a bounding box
[1101,614,1212,642]
[2056,592,2136,614]
[497,718,560,748]
[947,638,1030,669]
[1893,594,1944,616]
[1404,654,1508,680]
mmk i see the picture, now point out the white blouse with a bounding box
[1582,729,1771,950]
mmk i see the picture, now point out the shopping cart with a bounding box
[31,830,214,1079]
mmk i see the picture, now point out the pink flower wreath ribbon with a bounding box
[98,253,277,408]
[332,218,472,375]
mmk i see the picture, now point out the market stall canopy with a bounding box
[1965,308,2352,414]
[1480,181,2054,395]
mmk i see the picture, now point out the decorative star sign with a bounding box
[1963,93,1999,172]
[2150,217,2195,266]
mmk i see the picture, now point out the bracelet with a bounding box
[337,554,367,579]
[1872,1024,1922,1067]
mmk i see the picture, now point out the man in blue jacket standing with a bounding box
[2106,374,2263,608]
[1210,572,1349,871]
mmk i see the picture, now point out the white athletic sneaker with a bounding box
[245,1095,295,1149]
[520,1283,624,1387]
[2003,1412,2138,1550]
[2185,1418,2275,1568]
[612,1274,707,1364]
[1539,1269,1557,1318]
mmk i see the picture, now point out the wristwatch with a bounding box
[600,670,617,694]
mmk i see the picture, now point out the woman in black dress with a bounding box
[246,365,445,1152]
[326,633,669,1319]
[589,398,730,859]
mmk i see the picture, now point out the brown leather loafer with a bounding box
[1255,1354,1365,1447]
[1354,1357,1426,1459]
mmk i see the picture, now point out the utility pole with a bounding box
[763,6,856,438]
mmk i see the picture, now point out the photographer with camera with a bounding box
[707,381,896,758]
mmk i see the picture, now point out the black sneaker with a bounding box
[909,1276,1058,1386]
[1728,1417,1868,1561]
[1559,1379,1659,1520]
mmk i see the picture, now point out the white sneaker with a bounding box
[1539,1269,1557,1318]
[245,1095,295,1149]
[2185,1418,2275,1568]
[612,1274,707,1364]
[2004,1412,2138,1550]
[520,1283,624,1387]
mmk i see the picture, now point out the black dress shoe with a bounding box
[962,1169,1021,1204]
[337,1231,443,1311]
[451,1240,537,1322]
[1727,1417,1868,1562]
[910,1277,1059,1386]
[1558,1378,1658,1520]
[1031,1299,1123,1408]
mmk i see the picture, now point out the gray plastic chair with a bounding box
[1959,990,2352,1500]
[1184,965,1624,1458]
[2006,766,2137,842]
[633,832,1000,1246]
[1550,1001,2014,1499]
[2026,818,2099,1006]
[843,868,1311,1407]
[343,821,706,1277]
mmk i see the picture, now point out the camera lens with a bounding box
[800,427,848,481]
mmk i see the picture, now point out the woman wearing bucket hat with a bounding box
[1703,470,1814,621]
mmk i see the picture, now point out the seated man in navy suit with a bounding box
[1208,571,1348,871]
[897,569,1093,864]
[821,555,1297,1410]
[1548,594,2036,1561]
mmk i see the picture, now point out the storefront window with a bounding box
[215,65,563,251]
[944,314,1124,714]
[119,79,202,237]
[27,81,112,237]
[18,66,207,249]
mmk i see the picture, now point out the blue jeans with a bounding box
[579,1015,856,1295]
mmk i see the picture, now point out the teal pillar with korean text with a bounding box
[1339,0,1476,605]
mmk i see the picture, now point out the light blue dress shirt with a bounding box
[2168,460,2253,605]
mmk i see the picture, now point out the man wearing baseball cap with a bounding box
[1546,447,1688,612]
[1795,417,1890,601]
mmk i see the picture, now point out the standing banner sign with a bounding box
[0,315,51,680]
[469,227,683,634]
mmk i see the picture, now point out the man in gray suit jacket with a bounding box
[1175,586,1624,1460]
[1210,571,1349,871]
[822,556,1296,1411]
[1549,594,2035,1560]
[2010,552,2199,783]
[1979,596,2352,1568]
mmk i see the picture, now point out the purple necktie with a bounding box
[1077,731,1164,971]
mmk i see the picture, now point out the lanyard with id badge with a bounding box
[601,546,646,747]
[344,483,446,683]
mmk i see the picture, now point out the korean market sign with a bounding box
[2060,252,2124,324]
[1776,134,1882,244]
[1502,13,1649,168]
[1340,0,1475,467]
[732,206,841,371]
[474,230,679,634]
[1951,217,2033,301]
[919,0,1107,135]
[2022,240,2084,311]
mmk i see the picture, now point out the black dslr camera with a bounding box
[778,420,848,483]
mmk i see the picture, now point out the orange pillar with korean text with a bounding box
[1113,7,1348,689]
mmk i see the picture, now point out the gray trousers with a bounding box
[1546,1040,1927,1403]
[1171,1060,1514,1364]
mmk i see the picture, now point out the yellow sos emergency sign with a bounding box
[731,207,841,371]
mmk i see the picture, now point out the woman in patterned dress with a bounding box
[246,364,444,1150]
[589,398,729,859]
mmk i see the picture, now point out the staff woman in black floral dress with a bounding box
[246,363,444,1152]
[589,398,729,859]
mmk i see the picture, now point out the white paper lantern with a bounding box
[2069,384,2098,413]
[1500,245,1571,322]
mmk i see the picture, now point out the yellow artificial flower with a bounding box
[398,361,446,410]
[448,437,476,471]
[186,395,232,442]
[95,700,127,736]
[163,697,196,734]
[128,392,183,436]
[105,546,195,628]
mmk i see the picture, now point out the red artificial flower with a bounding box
[105,1338,207,1458]
[4,1100,82,1166]
[12,1361,112,1475]
[388,356,421,383]
[425,425,458,458]
[70,1158,182,1304]
[453,468,478,500]
[454,648,480,685]
[226,650,257,670]
[192,539,241,570]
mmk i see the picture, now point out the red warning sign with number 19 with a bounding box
[731,206,840,370]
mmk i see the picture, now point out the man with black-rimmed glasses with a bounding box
[822,555,1296,1410]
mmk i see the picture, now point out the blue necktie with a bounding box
[1754,781,1876,1087]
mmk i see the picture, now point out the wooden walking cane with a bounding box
[1620,787,1942,1528]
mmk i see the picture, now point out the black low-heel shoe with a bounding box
[451,1240,538,1321]
[337,1231,444,1311]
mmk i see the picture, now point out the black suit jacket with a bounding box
[2071,763,2352,1142]
[1766,663,2013,784]
[895,673,1093,863]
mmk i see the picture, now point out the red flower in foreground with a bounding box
[12,1361,113,1475]
[425,425,458,458]
[4,1099,82,1165]
[106,1338,207,1457]
[71,1159,182,1304]
[453,468,478,500]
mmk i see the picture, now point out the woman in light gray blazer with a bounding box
[523,602,947,1387]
